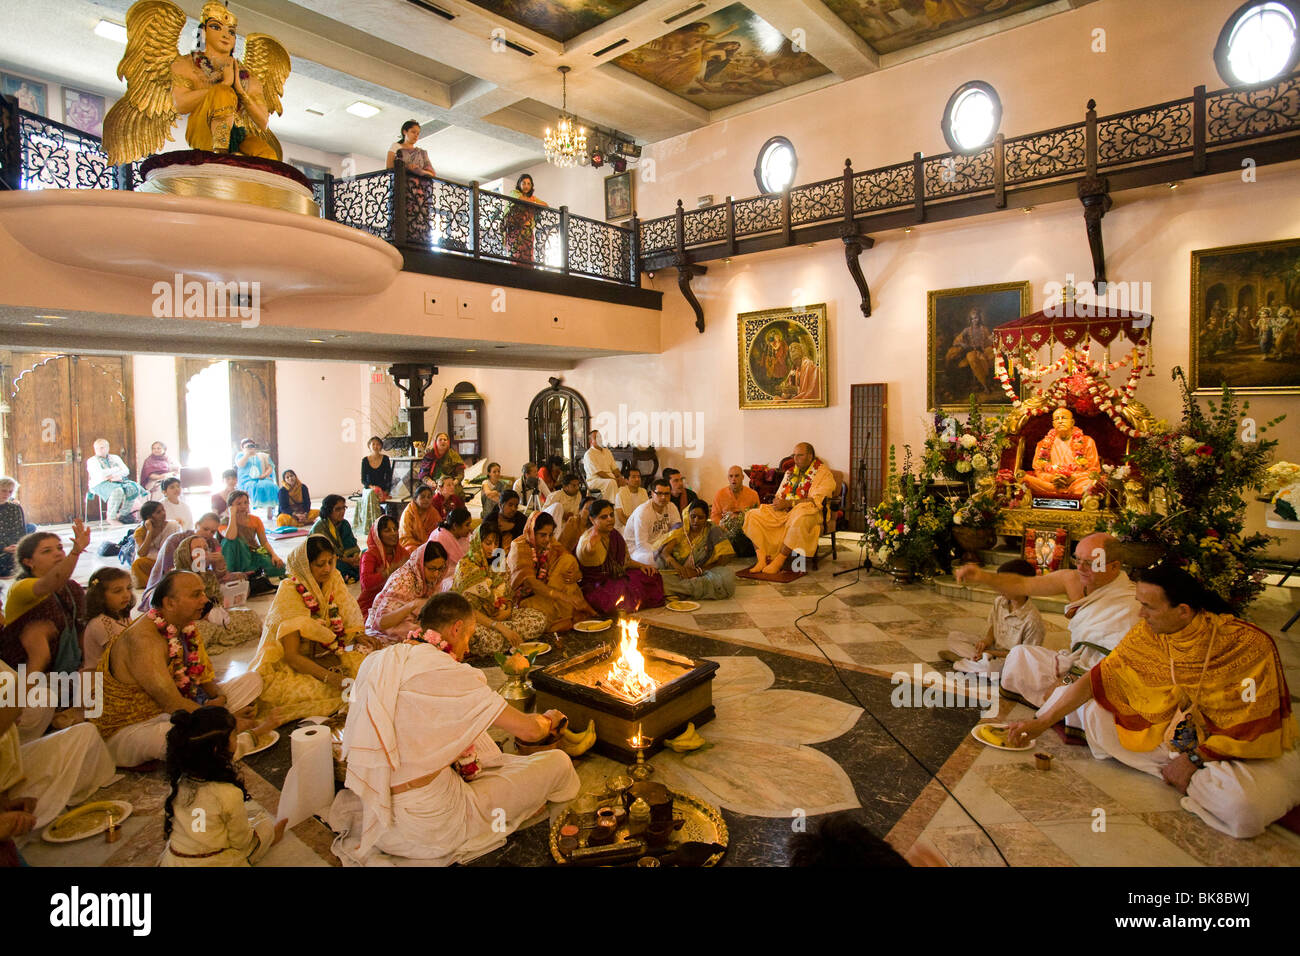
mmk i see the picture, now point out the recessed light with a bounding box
[904,227,913,234]
[1168,182,1180,190]
[331,334,348,339]
[21,321,50,327]
[346,102,380,119]
[33,314,64,320]
[305,106,326,117]
[94,19,128,43]
[1022,206,1034,213]
[306,338,325,343]
[466,348,477,352]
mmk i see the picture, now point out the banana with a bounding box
[559,720,597,756]
[665,723,706,752]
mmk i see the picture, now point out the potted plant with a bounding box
[922,397,1009,494]
[947,491,1001,563]
[866,446,945,583]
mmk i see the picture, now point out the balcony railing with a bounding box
[0,99,639,290]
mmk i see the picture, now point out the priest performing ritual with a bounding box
[743,443,835,574]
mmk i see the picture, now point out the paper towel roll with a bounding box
[278,724,335,827]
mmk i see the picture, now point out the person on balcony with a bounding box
[276,470,318,528]
[1020,407,1102,498]
[387,120,438,245]
[386,121,436,179]
[87,439,147,525]
[235,439,278,519]
[742,443,835,575]
[503,173,547,263]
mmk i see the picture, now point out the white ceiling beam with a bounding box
[745,0,880,79]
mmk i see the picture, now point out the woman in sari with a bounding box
[503,173,547,263]
[452,525,547,658]
[429,507,473,591]
[169,534,262,654]
[354,436,394,539]
[415,432,464,487]
[478,462,511,509]
[139,441,180,499]
[220,490,285,580]
[358,515,408,616]
[276,470,318,528]
[0,525,89,741]
[655,500,737,600]
[251,536,375,725]
[509,513,594,633]
[365,542,448,644]
[399,485,441,552]
[235,439,278,518]
[311,495,362,582]
[482,492,526,549]
[576,500,665,615]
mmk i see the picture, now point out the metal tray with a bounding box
[549,787,727,866]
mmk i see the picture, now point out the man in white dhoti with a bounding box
[542,473,583,526]
[583,430,625,503]
[624,478,681,566]
[1005,563,1300,839]
[614,468,648,533]
[330,592,580,866]
[91,571,265,766]
[956,533,1138,737]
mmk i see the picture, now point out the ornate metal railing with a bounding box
[2,103,640,289]
[638,71,1300,265]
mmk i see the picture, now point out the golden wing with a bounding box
[102,0,187,165]
[242,33,291,117]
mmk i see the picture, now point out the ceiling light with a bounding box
[332,334,348,339]
[1168,182,1181,190]
[1022,206,1034,213]
[33,314,64,320]
[307,338,325,343]
[94,19,128,43]
[904,227,912,234]
[305,106,326,117]
[21,321,50,327]
[466,348,477,352]
[544,66,587,169]
[346,102,380,119]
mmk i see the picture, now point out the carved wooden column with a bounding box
[672,199,708,333]
[389,363,437,444]
[1078,98,1113,287]
[839,159,874,317]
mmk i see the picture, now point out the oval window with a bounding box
[754,136,797,194]
[942,81,1001,153]
[1215,1,1299,86]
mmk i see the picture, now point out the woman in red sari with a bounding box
[576,500,664,615]
[358,515,409,616]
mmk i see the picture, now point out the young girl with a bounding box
[82,567,134,672]
[161,707,287,866]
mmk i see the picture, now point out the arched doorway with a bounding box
[527,379,589,471]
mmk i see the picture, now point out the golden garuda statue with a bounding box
[104,0,290,166]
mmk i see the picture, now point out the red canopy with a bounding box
[995,304,1153,352]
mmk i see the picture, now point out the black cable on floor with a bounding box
[791,538,1011,867]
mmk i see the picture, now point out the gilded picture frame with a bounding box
[927,280,1032,411]
[604,170,633,222]
[738,303,828,409]
[1190,238,1300,395]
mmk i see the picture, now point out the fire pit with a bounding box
[531,620,718,762]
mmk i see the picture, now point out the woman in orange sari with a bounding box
[399,485,440,552]
[508,512,593,633]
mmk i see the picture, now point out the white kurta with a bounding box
[614,486,648,532]
[1002,572,1138,729]
[160,779,276,866]
[583,445,620,502]
[331,642,579,866]
[542,488,582,526]
[947,595,1046,662]
[624,500,681,566]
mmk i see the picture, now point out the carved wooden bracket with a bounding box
[673,254,708,333]
[1077,174,1112,287]
[839,225,875,318]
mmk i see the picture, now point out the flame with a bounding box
[605,619,657,703]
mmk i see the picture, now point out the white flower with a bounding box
[956,460,973,473]
[1178,436,1198,454]
[953,512,964,525]
[959,434,978,449]
[971,453,989,472]
[902,524,910,535]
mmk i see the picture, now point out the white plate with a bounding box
[238,730,280,758]
[666,600,700,612]
[43,800,134,843]
[970,723,1035,752]
[573,619,612,633]
[517,642,552,657]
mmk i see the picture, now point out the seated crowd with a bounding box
[0,428,1295,868]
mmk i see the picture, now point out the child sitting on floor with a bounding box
[160,706,286,867]
[944,558,1044,674]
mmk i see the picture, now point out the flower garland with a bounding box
[783,458,823,500]
[294,576,347,654]
[147,609,205,699]
[994,350,1146,438]
[404,626,480,780]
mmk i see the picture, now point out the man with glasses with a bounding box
[624,478,681,566]
[956,532,1138,738]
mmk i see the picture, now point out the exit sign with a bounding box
[371,371,386,384]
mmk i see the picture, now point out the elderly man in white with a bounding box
[582,430,625,502]
[956,532,1138,737]
[86,438,147,523]
[624,477,681,566]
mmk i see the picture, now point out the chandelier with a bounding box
[544,66,587,168]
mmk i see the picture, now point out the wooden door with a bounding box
[228,361,278,466]
[73,355,135,495]
[6,353,79,525]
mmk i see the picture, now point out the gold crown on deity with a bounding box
[201,1,237,29]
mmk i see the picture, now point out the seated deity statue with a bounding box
[1020,407,1101,498]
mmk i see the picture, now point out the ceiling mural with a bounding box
[466,0,651,44]
[823,0,1058,55]
[613,3,831,111]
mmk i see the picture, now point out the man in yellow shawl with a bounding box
[743,442,836,574]
[1004,564,1300,838]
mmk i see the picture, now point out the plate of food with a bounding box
[970,723,1034,752]
[43,800,134,843]
[666,600,700,612]
[238,730,280,759]
[517,641,552,658]
[574,619,612,633]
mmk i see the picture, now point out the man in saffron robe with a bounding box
[742,443,836,575]
[1020,407,1101,497]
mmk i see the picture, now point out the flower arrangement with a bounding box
[994,347,1147,437]
[1111,368,1284,612]
[948,491,1000,529]
[1263,461,1300,522]
[922,397,1009,489]
[866,445,947,574]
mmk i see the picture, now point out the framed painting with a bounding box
[738,303,828,409]
[1190,238,1300,395]
[927,280,1032,411]
[61,87,105,137]
[2,73,47,116]
[604,170,633,222]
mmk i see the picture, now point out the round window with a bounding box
[941,81,1002,153]
[754,136,797,193]
[1215,1,1299,86]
